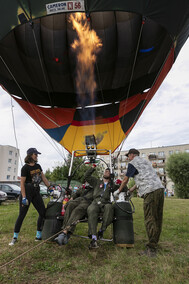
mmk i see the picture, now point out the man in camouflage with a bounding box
[85,165,117,249]
[55,182,94,245]
[114,148,164,257]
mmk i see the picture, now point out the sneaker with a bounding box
[9,238,17,246]
[89,239,99,250]
[35,237,42,241]
[54,232,68,246]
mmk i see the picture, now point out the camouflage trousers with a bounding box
[63,197,91,233]
[143,188,164,249]
[87,201,114,236]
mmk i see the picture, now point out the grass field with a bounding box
[0,197,189,284]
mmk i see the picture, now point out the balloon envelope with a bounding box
[0,1,189,155]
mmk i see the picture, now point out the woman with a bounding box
[9,148,51,246]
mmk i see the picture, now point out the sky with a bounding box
[0,40,189,175]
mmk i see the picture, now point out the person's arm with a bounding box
[84,165,97,187]
[20,176,26,198]
[72,187,81,199]
[129,184,137,193]
[20,176,29,206]
[119,176,129,192]
[41,172,51,188]
[114,164,137,197]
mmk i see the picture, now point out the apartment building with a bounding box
[0,145,19,181]
[101,144,189,192]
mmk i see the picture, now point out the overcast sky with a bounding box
[0,40,189,175]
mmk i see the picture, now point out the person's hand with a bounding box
[113,189,120,198]
[48,185,54,195]
[126,189,131,198]
[22,197,29,206]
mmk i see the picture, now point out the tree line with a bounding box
[44,153,189,198]
[44,155,103,184]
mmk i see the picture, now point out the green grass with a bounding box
[0,197,189,284]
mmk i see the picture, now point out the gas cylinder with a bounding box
[42,201,63,241]
[113,194,134,247]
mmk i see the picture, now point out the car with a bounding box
[0,190,7,204]
[0,183,21,200]
[39,184,49,198]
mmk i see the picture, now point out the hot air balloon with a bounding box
[0,0,189,156]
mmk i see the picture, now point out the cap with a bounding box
[125,148,140,157]
[27,148,41,155]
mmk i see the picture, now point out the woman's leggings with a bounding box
[14,184,46,233]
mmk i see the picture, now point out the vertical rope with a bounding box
[10,97,23,167]
[116,17,146,153]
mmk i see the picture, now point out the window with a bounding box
[15,160,17,165]
[185,149,189,153]
[121,156,126,162]
[169,150,173,155]
[141,153,146,157]
[14,168,16,173]
[158,151,165,157]
[159,168,164,173]
[121,162,126,169]
[7,175,11,180]
[7,167,11,171]
[175,150,180,154]
[8,159,12,163]
[15,152,18,157]
[13,176,15,180]
[2,185,10,191]
[9,151,13,155]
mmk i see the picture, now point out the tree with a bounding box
[44,168,52,180]
[166,153,189,199]
[44,154,103,184]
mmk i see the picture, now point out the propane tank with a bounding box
[113,193,134,248]
[42,199,63,241]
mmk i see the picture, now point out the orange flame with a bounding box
[70,13,102,106]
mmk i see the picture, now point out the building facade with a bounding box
[0,145,19,182]
[101,144,189,193]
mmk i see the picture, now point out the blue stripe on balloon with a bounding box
[44,124,70,142]
[139,46,154,53]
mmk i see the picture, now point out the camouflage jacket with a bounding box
[84,167,117,204]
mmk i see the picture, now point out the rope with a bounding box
[117,42,173,156]
[10,97,23,167]
[0,229,63,270]
[0,54,68,163]
[30,20,71,158]
[0,218,85,270]
[25,112,67,161]
[0,56,57,149]
[116,17,145,154]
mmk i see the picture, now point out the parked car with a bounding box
[0,183,21,200]
[39,184,49,198]
[0,190,7,204]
